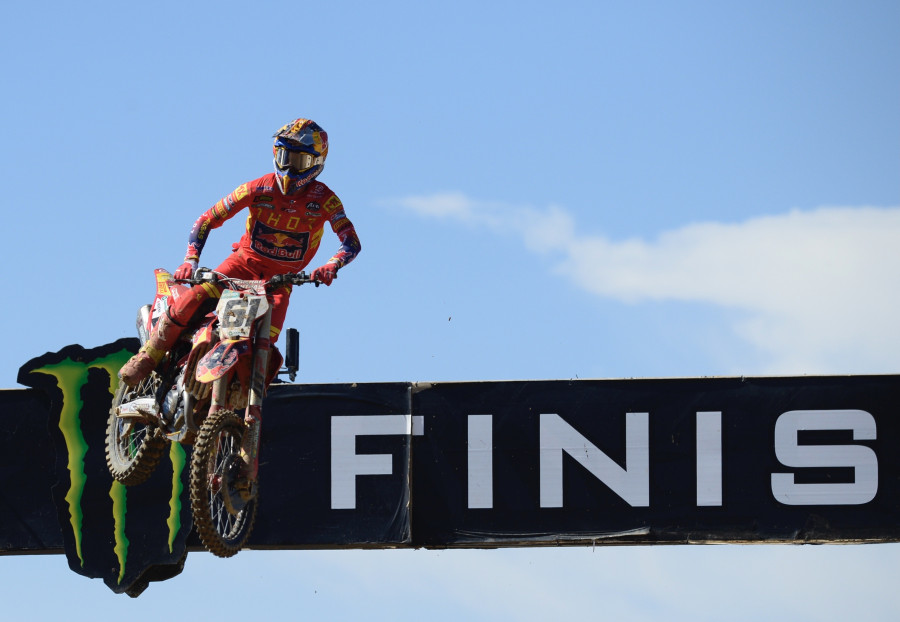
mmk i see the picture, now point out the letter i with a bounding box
[468,415,493,509]
[696,411,723,506]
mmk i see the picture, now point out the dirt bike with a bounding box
[106,267,313,557]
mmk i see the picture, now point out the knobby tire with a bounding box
[105,375,167,486]
[189,410,257,557]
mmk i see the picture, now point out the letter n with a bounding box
[540,413,649,507]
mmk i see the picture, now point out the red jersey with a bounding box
[185,173,360,273]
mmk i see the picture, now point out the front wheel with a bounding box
[189,410,257,557]
[106,374,167,486]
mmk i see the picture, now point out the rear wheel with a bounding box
[105,374,167,486]
[189,410,257,557]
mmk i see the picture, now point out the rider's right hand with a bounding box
[174,260,197,280]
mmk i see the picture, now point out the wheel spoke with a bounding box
[189,410,257,557]
[105,371,166,486]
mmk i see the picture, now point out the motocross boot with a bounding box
[119,313,184,386]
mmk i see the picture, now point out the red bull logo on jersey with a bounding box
[250,220,310,263]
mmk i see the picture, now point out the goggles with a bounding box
[275,146,323,172]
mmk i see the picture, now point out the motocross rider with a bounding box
[119,118,360,387]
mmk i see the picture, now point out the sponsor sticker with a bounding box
[233,183,250,202]
[250,220,310,263]
[323,195,342,214]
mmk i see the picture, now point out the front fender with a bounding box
[196,339,250,383]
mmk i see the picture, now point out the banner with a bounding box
[6,343,900,596]
[410,378,900,546]
[248,382,413,548]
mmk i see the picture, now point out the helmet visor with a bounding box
[275,146,322,173]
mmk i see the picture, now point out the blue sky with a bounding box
[2,0,899,619]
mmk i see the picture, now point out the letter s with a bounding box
[771,409,877,505]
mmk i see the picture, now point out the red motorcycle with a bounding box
[106,267,313,557]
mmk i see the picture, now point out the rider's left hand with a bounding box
[310,263,338,286]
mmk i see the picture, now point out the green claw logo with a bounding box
[18,340,191,596]
[31,350,130,568]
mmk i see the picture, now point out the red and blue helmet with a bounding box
[272,118,328,193]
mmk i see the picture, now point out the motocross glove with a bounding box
[174,260,198,280]
[310,263,338,286]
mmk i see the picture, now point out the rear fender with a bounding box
[147,268,191,334]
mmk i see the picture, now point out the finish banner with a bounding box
[410,378,900,546]
[4,342,900,596]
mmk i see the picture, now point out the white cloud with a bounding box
[393,193,900,375]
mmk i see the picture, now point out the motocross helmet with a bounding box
[273,118,328,194]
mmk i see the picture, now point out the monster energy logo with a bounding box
[19,340,190,596]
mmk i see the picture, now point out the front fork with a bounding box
[207,310,271,488]
[240,310,271,484]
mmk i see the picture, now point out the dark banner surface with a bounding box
[250,382,413,547]
[0,388,59,551]
[5,342,900,596]
[410,378,900,546]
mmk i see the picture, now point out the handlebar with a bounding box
[176,268,329,291]
[266,271,321,289]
